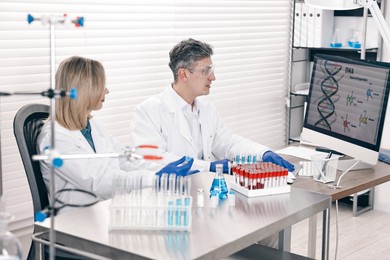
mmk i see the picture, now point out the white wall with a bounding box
[374,1,390,213]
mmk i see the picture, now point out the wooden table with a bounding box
[285,145,390,258]
[289,149,390,213]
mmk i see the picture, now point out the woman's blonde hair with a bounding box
[55,56,106,130]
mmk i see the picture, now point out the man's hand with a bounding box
[262,151,295,172]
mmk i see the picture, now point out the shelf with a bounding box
[308,48,378,61]
[294,46,378,52]
[291,90,309,96]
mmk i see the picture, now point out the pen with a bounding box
[321,151,333,180]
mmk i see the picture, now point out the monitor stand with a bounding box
[337,158,374,172]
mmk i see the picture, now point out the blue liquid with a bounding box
[348,41,361,48]
[184,197,190,226]
[330,42,342,48]
[168,201,173,226]
[210,177,228,200]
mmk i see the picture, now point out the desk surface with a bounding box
[35,173,330,260]
[288,146,390,201]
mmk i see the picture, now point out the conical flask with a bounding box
[210,164,228,200]
[330,27,342,48]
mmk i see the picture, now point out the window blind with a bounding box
[0,0,292,235]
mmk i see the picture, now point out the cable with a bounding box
[35,188,100,222]
[326,160,360,260]
[327,160,360,189]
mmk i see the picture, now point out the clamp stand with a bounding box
[27,13,84,260]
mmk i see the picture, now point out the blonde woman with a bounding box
[38,56,193,211]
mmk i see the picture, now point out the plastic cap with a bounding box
[35,211,47,222]
[77,17,84,27]
[69,88,77,99]
[27,14,34,24]
[52,157,63,168]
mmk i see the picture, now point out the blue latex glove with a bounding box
[262,151,295,172]
[209,159,230,173]
[156,156,197,177]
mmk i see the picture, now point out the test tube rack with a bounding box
[109,173,192,231]
[230,162,290,197]
[109,188,192,231]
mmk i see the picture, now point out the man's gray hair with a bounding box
[169,38,213,81]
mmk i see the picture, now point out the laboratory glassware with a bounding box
[330,27,342,48]
[0,197,22,260]
[210,164,228,200]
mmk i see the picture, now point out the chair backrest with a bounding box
[13,104,50,215]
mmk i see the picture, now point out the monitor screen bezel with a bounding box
[303,54,390,155]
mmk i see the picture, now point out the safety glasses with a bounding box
[189,64,215,78]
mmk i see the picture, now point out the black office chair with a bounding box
[13,103,50,259]
[13,104,87,260]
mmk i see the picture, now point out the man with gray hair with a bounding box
[132,38,294,174]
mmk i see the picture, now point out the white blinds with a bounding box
[0,0,292,232]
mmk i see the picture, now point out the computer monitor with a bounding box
[301,54,390,170]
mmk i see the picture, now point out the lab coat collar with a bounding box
[164,85,202,113]
[161,85,201,151]
[49,121,95,153]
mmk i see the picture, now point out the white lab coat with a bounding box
[133,85,270,172]
[37,118,162,210]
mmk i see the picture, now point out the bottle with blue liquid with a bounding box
[210,164,228,200]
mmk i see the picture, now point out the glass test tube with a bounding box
[168,173,176,196]
[184,176,191,196]
[177,176,184,195]
[161,173,168,195]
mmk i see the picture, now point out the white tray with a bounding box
[230,182,290,197]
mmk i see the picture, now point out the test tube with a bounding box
[168,200,174,226]
[235,154,240,164]
[176,197,182,226]
[161,173,168,195]
[153,175,160,196]
[168,173,176,196]
[183,196,191,226]
[253,154,257,164]
[241,153,246,164]
[177,176,184,195]
[247,154,252,164]
[184,176,192,196]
